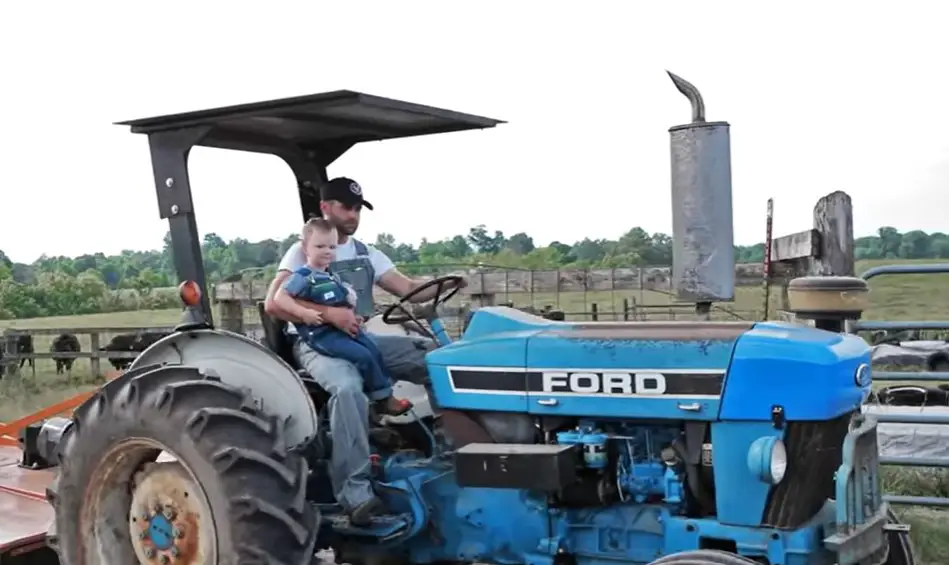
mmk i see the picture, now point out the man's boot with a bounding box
[349,496,385,526]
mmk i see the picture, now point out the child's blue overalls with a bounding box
[287,267,393,401]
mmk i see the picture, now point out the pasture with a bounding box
[1,258,948,562]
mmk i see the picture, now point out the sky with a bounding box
[1,2,948,264]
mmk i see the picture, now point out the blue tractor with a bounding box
[37,80,914,565]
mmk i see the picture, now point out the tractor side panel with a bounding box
[129,329,319,448]
[426,333,532,413]
[719,322,872,421]
[523,330,741,420]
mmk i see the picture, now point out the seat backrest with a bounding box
[256,302,297,367]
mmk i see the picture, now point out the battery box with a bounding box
[454,443,579,491]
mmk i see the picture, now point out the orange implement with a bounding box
[0,371,118,554]
[0,446,55,551]
[0,371,118,446]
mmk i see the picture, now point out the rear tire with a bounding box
[45,363,319,565]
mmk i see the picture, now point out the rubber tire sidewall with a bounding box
[46,364,318,565]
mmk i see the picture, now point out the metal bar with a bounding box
[854,320,949,331]
[762,198,774,320]
[873,370,949,381]
[880,456,949,467]
[884,494,949,507]
[666,71,706,123]
[870,413,949,425]
[147,129,214,323]
[861,263,949,281]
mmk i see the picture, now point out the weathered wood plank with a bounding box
[772,229,821,262]
[6,351,144,360]
[2,326,180,336]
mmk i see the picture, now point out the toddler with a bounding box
[279,218,412,416]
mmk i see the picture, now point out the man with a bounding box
[264,176,465,525]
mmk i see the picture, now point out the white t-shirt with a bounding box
[277,238,396,281]
[278,238,395,336]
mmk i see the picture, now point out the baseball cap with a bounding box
[320,177,374,210]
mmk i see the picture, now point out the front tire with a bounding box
[884,508,917,565]
[45,364,319,565]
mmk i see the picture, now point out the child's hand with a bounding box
[302,310,323,325]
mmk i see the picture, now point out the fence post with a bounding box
[811,191,855,277]
[769,191,855,322]
[3,330,18,380]
[591,303,598,321]
[623,298,629,321]
[219,299,245,334]
[89,331,101,378]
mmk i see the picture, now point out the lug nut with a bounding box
[163,507,177,520]
[144,547,156,559]
[159,555,170,564]
[138,531,147,540]
[141,512,150,520]
[170,547,180,557]
[172,527,183,538]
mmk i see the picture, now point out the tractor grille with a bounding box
[762,411,853,529]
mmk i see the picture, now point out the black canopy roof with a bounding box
[116,90,505,155]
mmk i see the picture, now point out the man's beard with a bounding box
[325,213,358,236]
[336,222,358,236]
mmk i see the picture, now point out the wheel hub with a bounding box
[129,461,214,565]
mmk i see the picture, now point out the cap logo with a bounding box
[349,182,362,196]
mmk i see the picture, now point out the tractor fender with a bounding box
[128,328,319,448]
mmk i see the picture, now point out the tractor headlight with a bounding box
[747,436,788,484]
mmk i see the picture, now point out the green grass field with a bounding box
[1,258,948,562]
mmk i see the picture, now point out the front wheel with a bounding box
[883,508,917,565]
[45,363,319,565]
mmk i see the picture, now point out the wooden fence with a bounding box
[212,263,771,307]
[0,326,270,379]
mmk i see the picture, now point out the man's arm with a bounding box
[368,245,465,303]
[377,268,442,303]
[272,271,328,324]
[266,269,354,324]
[265,243,306,319]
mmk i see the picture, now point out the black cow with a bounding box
[51,333,81,374]
[16,334,33,370]
[99,331,171,371]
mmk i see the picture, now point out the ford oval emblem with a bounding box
[854,363,872,387]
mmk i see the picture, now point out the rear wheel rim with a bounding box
[81,438,217,565]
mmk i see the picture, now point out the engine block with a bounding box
[555,420,686,508]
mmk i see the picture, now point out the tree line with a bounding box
[1,225,946,319]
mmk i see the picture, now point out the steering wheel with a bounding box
[382,275,465,327]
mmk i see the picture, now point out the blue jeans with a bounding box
[308,330,392,401]
[292,334,433,512]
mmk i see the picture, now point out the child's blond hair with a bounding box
[302,217,337,243]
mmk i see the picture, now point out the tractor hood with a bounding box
[425,307,871,422]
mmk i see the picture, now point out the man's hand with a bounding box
[301,310,323,326]
[323,307,361,337]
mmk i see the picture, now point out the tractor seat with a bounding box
[256,302,330,406]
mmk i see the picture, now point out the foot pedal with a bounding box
[326,513,410,538]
